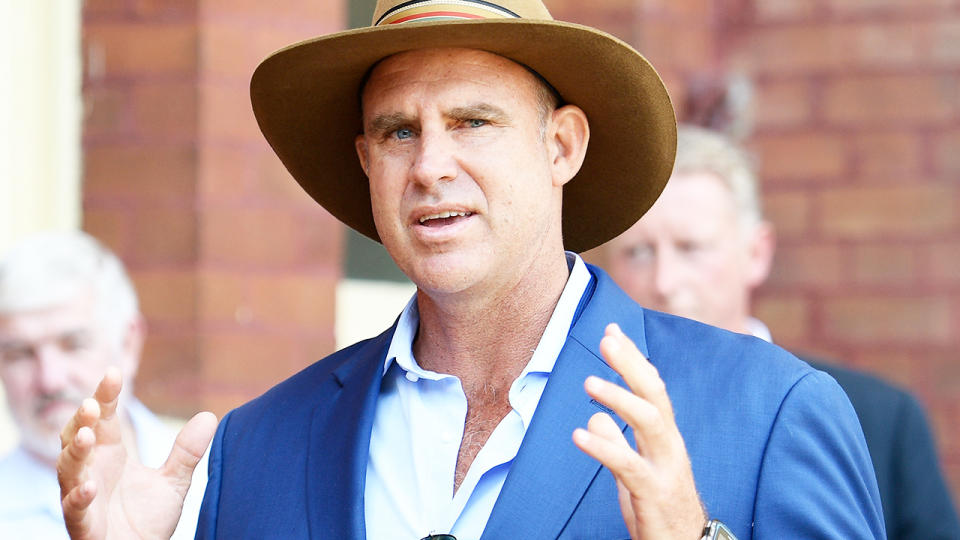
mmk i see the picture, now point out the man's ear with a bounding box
[746,220,776,289]
[118,314,146,382]
[355,134,370,177]
[547,104,590,188]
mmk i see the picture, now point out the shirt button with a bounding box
[405,371,420,383]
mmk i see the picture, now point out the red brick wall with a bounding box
[82,0,346,417]
[555,0,960,506]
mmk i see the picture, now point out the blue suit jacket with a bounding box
[196,266,884,539]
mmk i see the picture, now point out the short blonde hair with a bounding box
[674,125,762,228]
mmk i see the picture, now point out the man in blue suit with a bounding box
[58,1,884,538]
[602,124,959,539]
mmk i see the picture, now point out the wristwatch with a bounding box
[700,519,737,540]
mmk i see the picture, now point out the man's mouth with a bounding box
[417,211,473,226]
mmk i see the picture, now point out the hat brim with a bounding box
[250,19,676,253]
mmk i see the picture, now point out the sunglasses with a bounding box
[420,535,456,540]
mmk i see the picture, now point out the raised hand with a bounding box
[57,367,217,539]
[573,323,706,539]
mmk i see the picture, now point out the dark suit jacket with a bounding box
[803,358,960,540]
[196,266,884,539]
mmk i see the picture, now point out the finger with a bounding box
[600,324,675,420]
[584,375,665,458]
[61,478,97,539]
[60,397,100,450]
[163,411,218,490]
[573,412,652,485]
[94,366,123,422]
[57,423,97,499]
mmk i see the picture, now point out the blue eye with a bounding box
[395,127,413,140]
[467,119,486,128]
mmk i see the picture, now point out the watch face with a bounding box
[714,521,736,540]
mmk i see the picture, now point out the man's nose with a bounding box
[35,344,69,392]
[410,131,457,188]
[652,247,681,298]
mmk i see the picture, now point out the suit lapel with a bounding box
[482,267,649,538]
[305,329,393,538]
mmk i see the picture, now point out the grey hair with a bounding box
[0,231,139,348]
[674,124,763,227]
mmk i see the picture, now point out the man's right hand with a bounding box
[57,367,218,539]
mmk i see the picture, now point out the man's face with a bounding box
[604,172,772,333]
[0,290,130,461]
[355,48,567,297]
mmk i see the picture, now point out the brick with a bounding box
[82,207,133,255]
[823,74,959,126]
[762,190,811,238]
[929,20,960,64]
[742,25,844,73]
[83,85,133,139]
[827,0,959,16]
[752,132,847,181]
[200,271,337,330]
[198,81,261,143]
[852,131,921,179]
[634,21,715,71]
[925,241,960,284]
[634,0,715,20]
[767,243,844,287]
[753,0,820,21]
[851,244,916,285]
[133,0,197,19]
[84,0,132,17]
[753,80,813,129]
[250,149,322,207]
[137,332,202,416]
[202,0,343,23]
[198,145,319,209]
[247,274,338,330]
[752,293,810,342]
[128,207,199,265]
[83,22,198,78]
[850,348,922,390]
[133,269,197,323]
[84,143,197,203]
[819,184,957,238]
[200,207,328,267]
[933,129,960,176]
[822,295,953,344]
[201,331,306,387]
[131,81,198,142]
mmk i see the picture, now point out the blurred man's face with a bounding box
[0,290,129,462]
[604,171,772,334]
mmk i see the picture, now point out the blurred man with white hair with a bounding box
[602,124,960,539]
[0,230,204,539]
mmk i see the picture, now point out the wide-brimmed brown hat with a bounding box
[250,0,677,253]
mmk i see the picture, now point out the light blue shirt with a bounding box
[364,252,591,540]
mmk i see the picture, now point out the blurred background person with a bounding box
[597,124,960,539]
[0,230,205,539]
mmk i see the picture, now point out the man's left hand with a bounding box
[573,323,706,540]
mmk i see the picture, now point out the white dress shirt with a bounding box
[0,398,207,540]
[365,252,591,540]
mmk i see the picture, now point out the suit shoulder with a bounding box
[226,329,391,421]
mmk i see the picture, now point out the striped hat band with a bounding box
[375,0,520,26]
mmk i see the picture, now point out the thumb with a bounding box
[163,411,218,490]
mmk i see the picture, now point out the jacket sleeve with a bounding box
[753,371,886,539]
[194,410,231,540]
